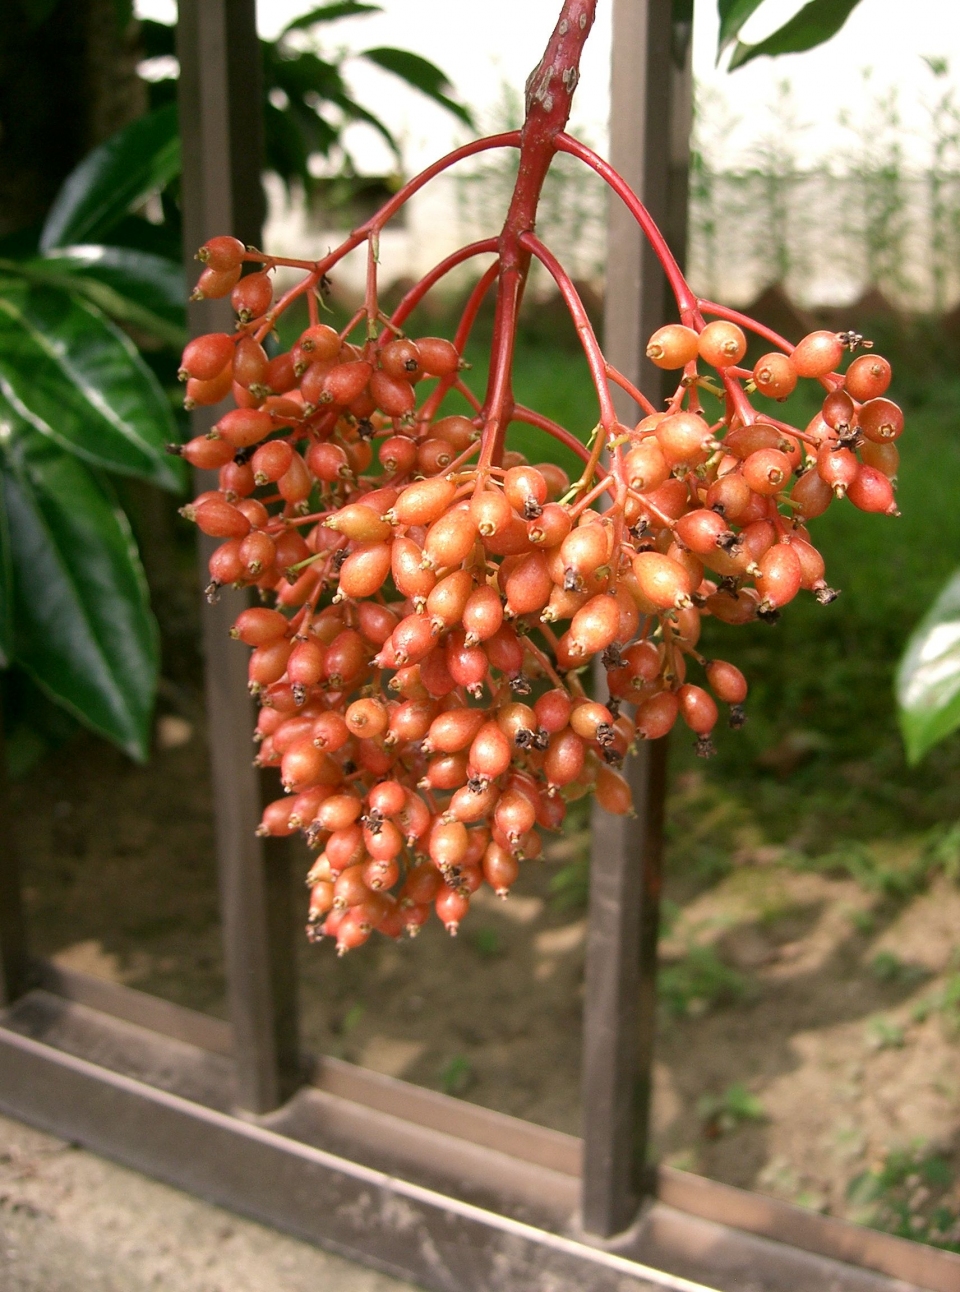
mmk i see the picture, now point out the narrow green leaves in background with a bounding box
[717,0,769,59]
[720,0,864,70]
[360,48,475,128]
[0,278,182,490]
[39,104,180,253]
[896,569,960,764]
[0,485,13,670]
[282,2,383,30]
[0,400,158,761]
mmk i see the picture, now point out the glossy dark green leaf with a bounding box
[40,104,180,251]
[265,102,316,187]
[717,0,766,58]
[15,0,59,24]
[359,48,475,128]
[105,214,183,263]
[269,48,347,105]
[0,278,182,490]
[140,17,176,59]
[282,2,381,33]
[896,569,960,764]
[0,403,158,760]
[0,471,12,668]
[8,247,186,348]
[728,0,863,70]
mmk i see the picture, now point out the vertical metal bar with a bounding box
[0,705,28,1007]
[580,0,691,1239]
[177,0,301,1114]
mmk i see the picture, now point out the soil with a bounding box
[10,711,960,1250]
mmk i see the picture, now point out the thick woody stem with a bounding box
[479,0,599,471]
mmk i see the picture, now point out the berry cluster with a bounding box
[170,4,903,954]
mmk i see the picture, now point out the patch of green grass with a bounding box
[548,858,590,913]
[659,945,749,1018]
[470,927,503,959]
[339,1003,365,1035]
[440,1054,474,1096]
[847,1145,960,1251]
[697,1082,766,1136]
[869,951,928,987]
[866,1017,906,1050]
[911,973,960,1037]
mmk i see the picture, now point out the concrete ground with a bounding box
[0,1112,423,1292]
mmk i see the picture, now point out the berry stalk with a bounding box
[173,0,904,955]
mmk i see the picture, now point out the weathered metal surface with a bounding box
[654,1168,960,1292]
[4,989,955,1292]
[0,1020,715,1292]
[34,961,234,1056]
[176,0,301,1115]
[582,0,684,1239]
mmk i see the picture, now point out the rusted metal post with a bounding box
[177,0,301,1114]
[580,0,692,1239]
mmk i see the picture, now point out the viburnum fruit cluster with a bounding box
[172,0,902,954]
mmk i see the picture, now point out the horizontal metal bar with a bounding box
[34,962,233,1056]
[269,1084,578,1228]
[27,974,960,1292]
[0,1022,714,1292]
[313,1055,581,1179]
[656,1167,960,1292]
[628,1201,927,1292]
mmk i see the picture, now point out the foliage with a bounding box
[911,972,960,1038]
[718,0,864,71]
[659,945,748,1018]
[897,572,960,764]
[696,1081,766,1135]
[847,1146,960,1251]
[0,2,473,764]
[0,111,187,761]
[139,3,473,207]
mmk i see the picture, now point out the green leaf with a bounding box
[40,104,180,252]
[896,569,960,764]
[0,278,182,490]
[728,0,863,70]
[359,48,475,128]
[0,405,158,760]
[282,2,381,34]
[717,0,767,58]
[140,18,175,60]
[15,0,60,24]
[5,248,186,349]
[0,475,12,668]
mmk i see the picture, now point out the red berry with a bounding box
[180,332,234,382]
[845,354,891,401]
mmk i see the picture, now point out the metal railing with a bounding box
[1,3,959,1290]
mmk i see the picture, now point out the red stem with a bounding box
[605,364,657,417]
[479,0,600,472]
[510,403,591,465]
[519,231,617,427]
[696,299,793,353]
[390,238,499,331]
[556,133,698,319]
